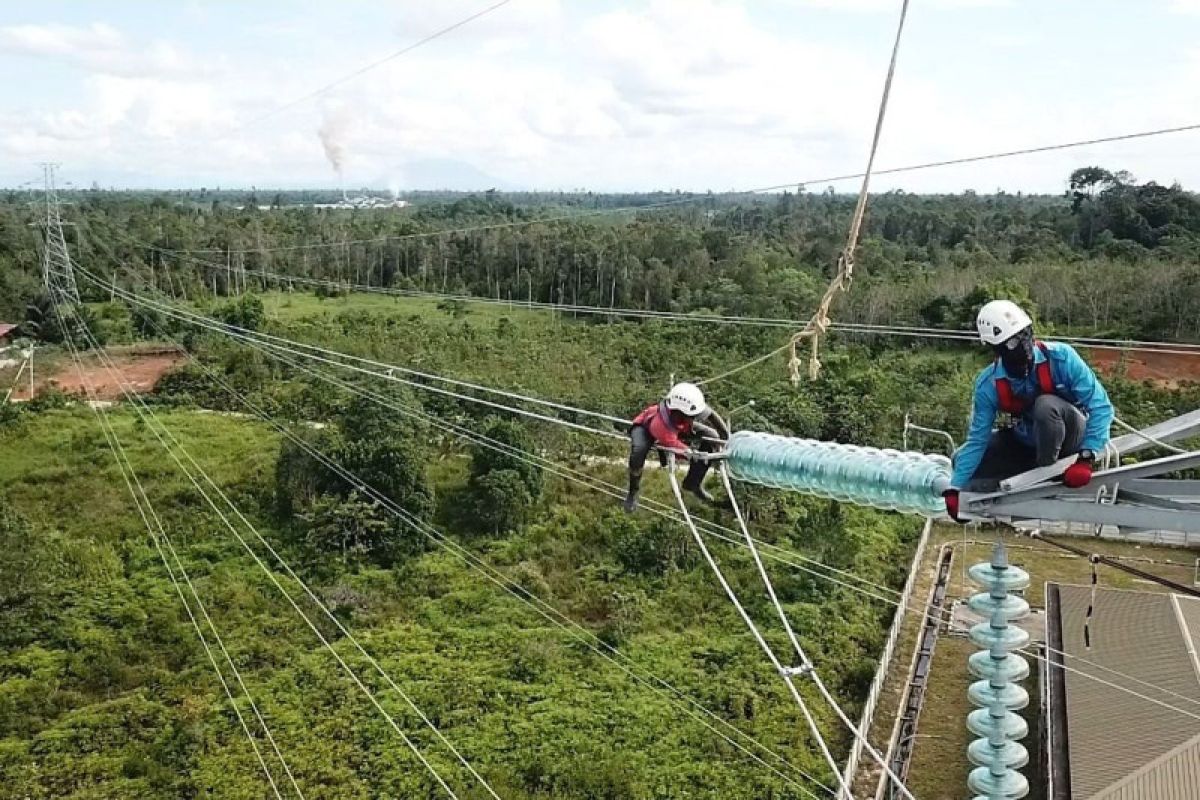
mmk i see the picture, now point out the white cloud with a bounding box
[0,2,1197,192]
[0,0,978,189]
[581,0,877,138]
[0,21,209,78]
[1169,0,1200,13]
[0,22,122,56]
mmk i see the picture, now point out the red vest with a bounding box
[994,342,1054,414]
[632,402,692,440]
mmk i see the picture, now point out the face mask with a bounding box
[997,329,1034,377]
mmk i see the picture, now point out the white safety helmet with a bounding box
[975,300,1033,346]
[665,382,708,417]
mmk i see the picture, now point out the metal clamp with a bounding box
[780,664,814,678]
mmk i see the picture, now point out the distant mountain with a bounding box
[378,158,515,193]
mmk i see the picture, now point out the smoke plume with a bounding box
[318,108,351,179]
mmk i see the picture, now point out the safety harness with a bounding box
[631,402,692,439]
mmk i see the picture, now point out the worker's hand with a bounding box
[942,489,963,523]
[1062,457,1094,489]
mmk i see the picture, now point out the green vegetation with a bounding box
[0,404,918,797]
[2,178,1199,797]
[4,166,1200,342]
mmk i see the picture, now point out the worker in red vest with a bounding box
[624,382,730,512]
[944,300,1114,522]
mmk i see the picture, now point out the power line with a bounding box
[66,236,499,797]
[666,457,853,798]
[755,121,1200,194]
[158,120,1200,256]
[56,325,297,798]
[1029,531,1200,599]
[69,319,477,798]
[44,181,302,795]
[79,239,1200,733]
[225,0,514,134]
[97,272,1200,729]
[55,248,497,796]
[89,269,905,599]
[75,255,834,794]
[126,234,1200,357]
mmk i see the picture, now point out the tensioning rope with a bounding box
[703,0,911,388]
[665,454,854,798]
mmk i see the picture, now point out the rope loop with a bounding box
[692,0,909,388]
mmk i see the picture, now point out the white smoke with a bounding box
[317,107,352,181]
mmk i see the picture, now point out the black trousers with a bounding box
[957,394,1087,491]
[628,422,718,489]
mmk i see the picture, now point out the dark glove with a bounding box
[942,489,963,523]
[1062,457,1094,489]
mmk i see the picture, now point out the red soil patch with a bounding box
[13,350,186,401]
[1086,347,1200,387]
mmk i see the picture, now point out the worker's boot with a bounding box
[623,470,642,513]
[683,475,731,510]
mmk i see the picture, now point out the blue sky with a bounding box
[1,0,1198,192]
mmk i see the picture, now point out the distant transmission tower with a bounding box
[37,163,81,305]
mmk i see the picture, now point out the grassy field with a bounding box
[261,290,574,324]
[0,407,279,541]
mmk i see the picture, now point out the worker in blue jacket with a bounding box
[943,300,1114,522]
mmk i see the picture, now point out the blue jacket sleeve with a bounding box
[1055,343,1113,452]
[951,370,998,488]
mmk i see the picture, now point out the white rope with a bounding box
[86,271,1200,729]
[87,273,830,795]
[99,275,905,601]
[67,321,477,799]
[719,466,917,800]
[1113,415,1189,455]
[665,454,853,798]
[57,327,294,798]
